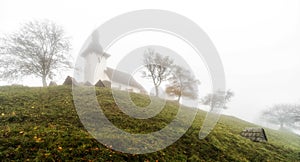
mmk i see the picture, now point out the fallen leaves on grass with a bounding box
[33,135,44,143]
[57,146,63,151]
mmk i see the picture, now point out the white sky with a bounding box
[1,0,300,125]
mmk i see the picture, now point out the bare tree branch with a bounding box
[0,20,72,86]
[261,104,300,130]
[166,65,200,102]
[201,90,234,110]
[142,48,174,96]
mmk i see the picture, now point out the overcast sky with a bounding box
[1,0,300,126]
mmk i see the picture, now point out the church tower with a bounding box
[80,30,110,84]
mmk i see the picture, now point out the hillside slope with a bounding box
[0,86,299,161]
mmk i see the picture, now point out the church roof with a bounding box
[105,67,146,92]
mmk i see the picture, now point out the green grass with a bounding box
[0,86,299,161]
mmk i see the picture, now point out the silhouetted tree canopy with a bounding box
[142,48,174,96]
[0,20,72,87]
[166,65,200,102]
[261,104,300,130]
[201,90,234,110]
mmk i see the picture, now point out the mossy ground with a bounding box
[0,86,299,161]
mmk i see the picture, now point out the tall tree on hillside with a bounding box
[165,65,200,102]
[0,20,72,87]
[261,104,300,130]
[201,90,234,110]
[142,48,174,96]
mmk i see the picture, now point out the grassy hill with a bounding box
[0,86,299,161]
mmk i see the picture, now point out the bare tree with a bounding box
[142,48,174,96]
[261,104,300,130]
[0,20,71,87]
[165,65,200,102]
[201,90,234,110]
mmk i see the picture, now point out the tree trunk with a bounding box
[42,75,47,87]
[155,86,159,97]
[177,95,181,103]
[210,105,214,111]
[279,122,284,130]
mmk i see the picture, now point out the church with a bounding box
[80,31,146,94]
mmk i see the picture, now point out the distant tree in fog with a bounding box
[0,20,72,87]
[142,48,174,96]
[201,90,234,110]
[261,104,300,130]
[165,65,200,102]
